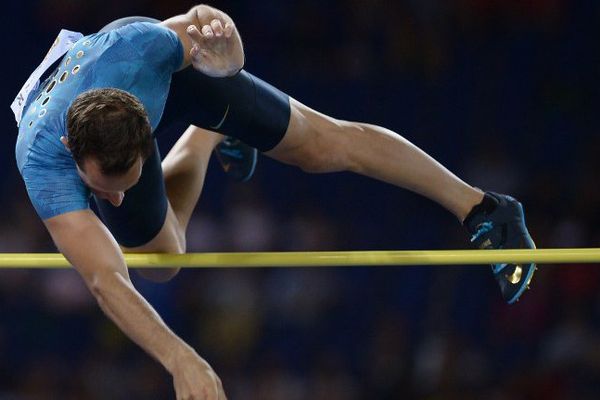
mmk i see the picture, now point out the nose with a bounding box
[106,192,125,207]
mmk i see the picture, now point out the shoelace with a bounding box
[470,222,509,275]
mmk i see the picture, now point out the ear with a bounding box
[60,136,71,152]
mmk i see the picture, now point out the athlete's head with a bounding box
[63,88,153,207]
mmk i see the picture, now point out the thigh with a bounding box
[264,98,333,161]
[162,69,291,152]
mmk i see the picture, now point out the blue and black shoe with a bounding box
[464,192,537,304]
[214,137,258,182]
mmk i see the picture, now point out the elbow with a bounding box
[89,273,105,300]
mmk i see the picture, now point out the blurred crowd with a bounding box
[1,0,600,399]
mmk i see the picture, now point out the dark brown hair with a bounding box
[66,88,153,176]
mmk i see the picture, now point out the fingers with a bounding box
[186,24,204,42]
[201,24,214,38]
[210,19,224,36]
[187,19,230,42]
[210,19,235,39]
[185,24,214,44]
[186,18,236,63]
[223,22,234,38]
[186,24,213,59]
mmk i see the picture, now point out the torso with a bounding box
[15,22,182,220]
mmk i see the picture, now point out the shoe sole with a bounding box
[506,204,537,304]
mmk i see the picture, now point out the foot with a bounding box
[214,137,257,182]
[464,192,537,304]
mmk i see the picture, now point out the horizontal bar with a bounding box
[0,249,599,269]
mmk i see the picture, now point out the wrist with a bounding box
[164,340,196,374]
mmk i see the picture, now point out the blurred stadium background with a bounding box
[1,0,600,399]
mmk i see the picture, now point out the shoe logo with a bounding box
[210,104,230,130]
[470,222,494,243]
[506,265,523,284]
[219,148,244,159]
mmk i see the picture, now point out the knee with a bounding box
[159,214,187,254]
[137,267,181,283]
[138,228,186,255]
[172,231,187,255]
[153,237,186,255]
[134,240,185,283]
[125,226,186,283]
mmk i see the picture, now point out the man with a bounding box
[13,4,535,400]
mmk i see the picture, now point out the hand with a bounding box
[170,347,227,400]
[186,14,244,78]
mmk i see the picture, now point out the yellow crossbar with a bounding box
[0,249,599,268]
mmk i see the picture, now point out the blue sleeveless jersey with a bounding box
[15,22,183,220]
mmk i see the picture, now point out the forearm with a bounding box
[44,210,190,373]
[89,268,187,372]
[44,210,225,398]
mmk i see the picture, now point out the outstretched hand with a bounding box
[186,14,244,78]
[171,346,227,400]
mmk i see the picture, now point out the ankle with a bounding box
[210,133,226,149]
[462,191,500,226]
[459,189,486,224]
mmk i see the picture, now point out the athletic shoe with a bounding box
[464,192,537,304]
[214,137,257,182]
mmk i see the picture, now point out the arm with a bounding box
[44,210,225,400]
[161,4,244,77]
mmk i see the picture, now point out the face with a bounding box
[77,157,143,207]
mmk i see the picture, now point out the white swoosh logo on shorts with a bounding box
[210,104,230,130]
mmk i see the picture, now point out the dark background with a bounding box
[1,1,600,399]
